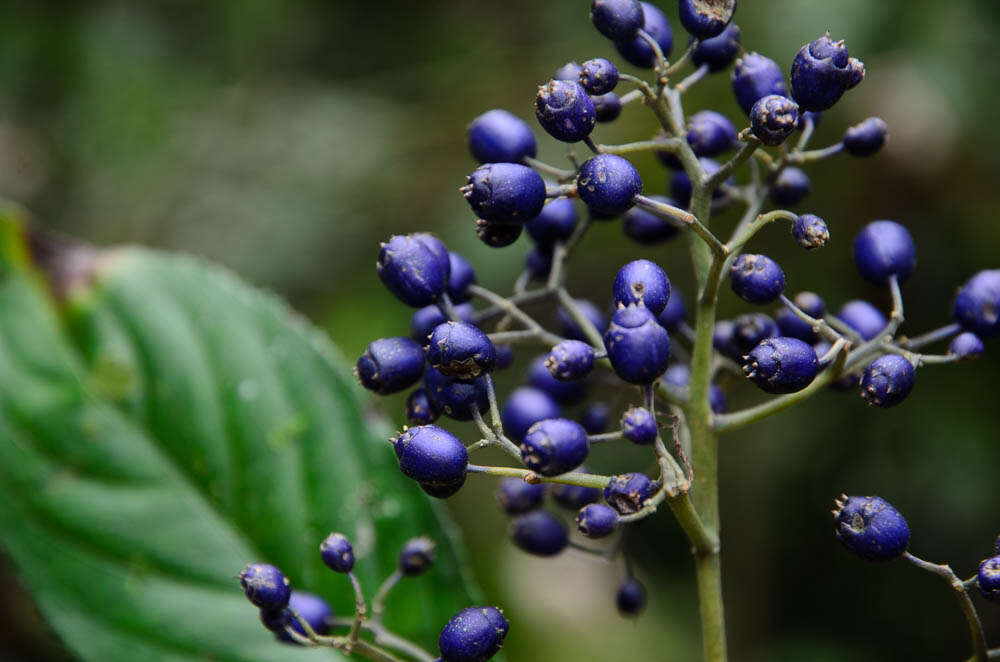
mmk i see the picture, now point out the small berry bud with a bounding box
[546,340,596,381]
[438,606,509,662]
[948,332,984,360]
[577,503,620,538]
[510,510,569,556]
[580,402,612,434]
[730,253,786,304]
[529,354,586,404]
[446,252,476,302]
[791,213,829,250]
[411,303,476,342]
[398,537,436,576]
[240,563,291,609]
[553,61,583,81]
[271,592,334,643]
[861,355,916,408]
[320,533,356,574]
[616,578,647,616]
[621,406,658,444]
[953,270,1000,337]
[833,495,910,561]
[750,94,799,146]
[580,58,619,95]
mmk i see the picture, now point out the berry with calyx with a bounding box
[978,557,1000,602]
[463,163,546,223]
[777,291,825,343]
[438,606,509,662]
[744,336,819,394]
[580,58,619,95]
[320,533,355,574]
[535,79,597,143]
[948,332,984,360]
[731,52,788,115]
[577,154,643,215]
[833,495,910,561]
[792,213,829,250]
[623,196,681,245]
[614,259,671,315]
[551,467,602,509]
[411,303,475,343]
[731,312,778,354]
[616,578,647,616]
[577,503,620,538]
[426,321,497,380]
[770,167,811,206]
[399,537,436,576]
[692,23,741,72]
[558,299,607,342]
[838,300,887,341]
[378,234,450,307]
[447,252,476,302]
[790,34,862,112]
[861,355,915,408]
[730,253,786,304]
[526,198,578,248]
[592,92,623,122]
[853,220,916,285]
[686,110,737,157]
[750,94,799,146]
[355,337,425,395]
[546,340,596,381]
[615,2,673,69]
[657,290,687,330]
[496,477,546,515]
[393,425,469,496]
[604,472,658,514]
[240,563,291,609]
[269,592,334,643]
[467,109,537,165]
[679,0,735,39]
[406,388,440,425]
[604,304,672,384]
[580,402,612,434]
[476,218,523,247]
[510,510,569,556]
[621,406,658,444]
[590,0,644,42]
[521,418,590,476]
[843,117,888,157]
[953,270,1000,337]
[501,386,561,441]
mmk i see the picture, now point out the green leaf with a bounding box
[0,209,480,662]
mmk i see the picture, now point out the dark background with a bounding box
[2,0,999,660]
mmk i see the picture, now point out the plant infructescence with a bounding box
[239,1,1000,660]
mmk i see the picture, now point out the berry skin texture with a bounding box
[731,312,778,354]
[463,163,546,224]
[948,331,984,360]
[447,252,476,302]
[378,234,450,308]
[475,218,522,248]
[657,289,686,330]
[616,578,647,616]
[838,300,888,341]
[777,291,825,343]
[692,23,741,72]
[467,109,537,165]
[978,556,1000,602]
[623,196,681,245]
[510,510,569,556]
[731,52,788,115]
[591,0,644,42]
[592,92,623,123]
[614,259,671,315]
[580,58,619,95]
[604,472,657,514]
[604,304,672,385]
[355,337,426,396]
[526,198,578,249]
[686,110,737,157]
[424,367,488,421]
[678,0,735,39]
[320,533,356,574]
[411,303,475,343]
[546,340,596,381]
[501,386,561,441]
[580,402,612,434]
[744,336,819,394]
[790,34,863,112]
[406,388,440,425]
[520,418,590,476]
[535,80,597,143]
[953,270,1000,337]
[750,94,799,146]
[438,606,509,662]
[770,167,811,206]
[621,406,658,444]
[557,299,607,342]
[861,355,915,408]
[496,477,546,515]
[394,425,469,496]
[528,354,586,404]
[577,503,620,539]
[576,154,643,215]
[843,117,888,157]
[834,495,910,562]
[615,2,674,69]
[730,253,786,304]
[398,537,436,576]
[853,220,916,285]
[791,213,829,250]
[426,321,497,380]
[240,563,291,609]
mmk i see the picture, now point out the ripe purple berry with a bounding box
[614,259,671,315]
[731,52,788,115]
[678,0,736,39]
[399,537,436,576]
[476,218,523,247]
[528,354,586,404]
[744,336,819,394]
[861,355,915,408]
[616,578,647,616]
[978,556,1000,602]
[577,154,643,215]
[580,402,612,434]
[463,163,546,223]
[853,220,916,285]
[843,117,888,157]
[948,332,984,360]
[524,246,553,280]
[240,563,291,609]
[604,304,672,384]
[467,109,537,165]
[580,58,619,95]
[731,312,778,354]
[510,510,568,556]
[546,340,596,381]
[355,337,426,395]
[406,388,440,425]
[790,34,863,112]
[791,213,829,250]
[692,23,741,72]
[686,110,737,157]
[657,290,687,330]
[320,533,355,574]
[592,92,623,123]
[378,234,450,307]
[520,418,590,476]
[424,367,488,421]
[577,503,620,539]
[750,94,799,146]
[621,406,658,444]
[834,495,910,561]
[590,0,645,42]
[501,387,561,441]
[526,198,578,249]
[623,196,681,244]
[777,291,825,343]
[270,592,334,643]
[838,300,887,341]
[604,472,657,515]
[496,477,546,515]
[615,2,674,69]
[426,321,497,379]
[770,167,810,206]
[447,252,477,302]
[394,424,469,496]
[438,606,509,662]
[730,253,786,304]
[535,80,597,143]
[953,270,1000,337]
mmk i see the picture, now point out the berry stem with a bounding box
[555,287,606,348]
[522,156,576,181]
[370,569,403,623]
[597,137,684,155]
[778,293,844,343]
[675,63,710,94]
[704,137,760,191]
[900,322,961,350]
[666,42,697,78]
[634,194,726,258]
[465,464,613,488]
[347,571,368,646]
[636,29,669,76]
[787,141,845,164]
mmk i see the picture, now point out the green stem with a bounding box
[466,464,612,488]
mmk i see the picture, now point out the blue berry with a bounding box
[790,34,862,112]
[834,495,910,562]
[240,563,291,609]
[949,332,984,360]
[394,425,469,496]
[526,198,578,249]
[604,304,672,384]
[501,386,561,441]
[678,0,735,39]
[467,109,537,165]
[495,344,515,370]
[557,299,607,342]
[577,503,620,539]
[580,58,619,95]
[269,592,334,643]
[730,253,786,304]
[592,92,623,123]
[791,213,829,250]
[750,94,799,146]
[670,157,734,207]
[692,23,741,72]
[798,110,822,129]
[838,300,887,341]
[510,510,568,556]
[614,259,671,315]
[447,252,477,302]
[731,312,778,354]
[616,578,647,616]
[546,340,596,381]
[743,337,819,394]
[551,467,602,509]
[320,533,355,574]
[356,337,425,395]
[496,477,546,515]
[770,167,810,206]
[580,402,612,434]
[426,321,497,380]
[438,606,509,662]
[604,472,657,514]
[662,364,727,413]
[463,163,546,223]
[520,418,590,476]
[686,110,737,157]
[528,354,587,404]
[577,154,643,215]
[591,0,644,42]
[476,218,523,247]
[954,270,1000,337]
[713,320,740,360]
[657,290,686,330]
[731,52,788,115]
[259,607,292,635]
[710,385,728,413]
[853,220,916,285]
[535,80,597,143]
[406,388,440,425]
[623,196,681,245]
[413,233,452,275]
[621,406,657,444]
[378,234,450,307]
[615,2,673,69]
[399,537,436,576]
[861,355,915,408]
[777,291,825,343]
[411,303,475,342]
[978,556,1000,602]
[843,117,888,157]
[553,61,583,81]
[524,246,553,279]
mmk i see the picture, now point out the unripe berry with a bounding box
[953,270,1000,337]
[535,80,597,143]
[577,503,620,538]
[438,606,509,662]
[496,477,546,515]
[623,196,681,245]
[614,259,671,315]
[528,354,587,404]
[770,167,811,206]
[853,220,916,285]
[621,406,658,444]
[551,468,602,509]
[378,234,449,307]
[355,337,426,395]
[240,563,291,609]
[463,163,546,223]
[520,418,590,476]
[678,0,735,39]
[730,253,786,304]
[790,34,861,112]
[731,52,787,115]
[604,305,672,384]
[475,218,523,248]
[580,402,612,434]
[467,109,537,165]
[501,386,561,441]
[590,0,645,42]
[320,533,355,574]
[592,92,623,123]
[686,110,737,157]
[838,300,887,341]
[978,556,1000,603]
[744,336,819,394]
[750,95,799,146]
[692,23,741,72]
[447,252,477,302]
[791,213,829,250]
[776,291,825,343]
[615,2,674,69]
[732,312,778,354]
[577,154,643,215]
[657,290,687,330]
[526,198,578,249]
[546,340,596,381]
[510,510,569,556]
[833,495,910,562]
[580,58,619,95]
[861,354,915,408]
[406,388,440,425]
[393,425,469,496]
[557,299,608,342]
[424,367,488,421]
[426,321,497,380]
[604,472,657,515]
[398,537,436,576]
[411,303,475,343]
[616,578,647,616]
[948,332,984,360]
[843,117,888,157]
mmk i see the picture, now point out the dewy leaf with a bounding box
[0,208,481,662]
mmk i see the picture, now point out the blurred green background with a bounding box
[2,0,1000,660]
